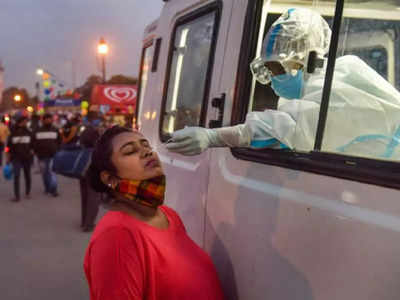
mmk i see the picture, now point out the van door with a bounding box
[156,0,234,247]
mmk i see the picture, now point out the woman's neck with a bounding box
[110,193,158,219]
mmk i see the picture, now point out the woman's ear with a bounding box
[100,171,118,189]
[100,171,110,186]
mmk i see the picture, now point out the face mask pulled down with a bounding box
[116,175,166,208]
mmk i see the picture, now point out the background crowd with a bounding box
[0,111,129,232]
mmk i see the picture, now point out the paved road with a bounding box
[0,168,104,300]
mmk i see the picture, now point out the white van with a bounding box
[135,1,400,299]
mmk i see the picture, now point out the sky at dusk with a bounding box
[0,0,164,95]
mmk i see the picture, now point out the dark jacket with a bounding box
[33,124,61,159]
[60,121,80,145]
[80,125,100,148]
[7,126,33,162]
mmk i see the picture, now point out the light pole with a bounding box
[97,37,108,83]
[35,81,40,101]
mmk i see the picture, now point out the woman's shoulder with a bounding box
[160,206,186,232]
[90,211,140,243]
[160,205,179,219]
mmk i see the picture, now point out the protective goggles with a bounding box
[250,57,303,85]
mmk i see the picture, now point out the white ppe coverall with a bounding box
[247,55,400,159]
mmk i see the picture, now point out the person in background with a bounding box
[84,126,225,300]
[79,111,101,232]
[60,113,81,146]
[57,114,68,129]
[0,115,10,168]
[33,113,61,197]
[29,112,42,174]
[7,115,33,202]
[97,116,108,135]
[29,113,40,133]
[74,113,83,134]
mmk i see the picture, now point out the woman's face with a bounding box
[111,131,164,181]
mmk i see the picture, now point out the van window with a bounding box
[232,0,400,188]
[135,42,154,129]
[160,6,219,138]
[321,1,400,162]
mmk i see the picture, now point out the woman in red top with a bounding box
[84,126,224,300]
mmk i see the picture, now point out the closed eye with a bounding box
[123,147,138,155]
[120,139,152,155]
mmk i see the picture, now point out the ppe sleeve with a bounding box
[245,110,297,149]
[213,124,252,148]
[85,227,144,300]
[166,109,299,154]
[212,109,300,150]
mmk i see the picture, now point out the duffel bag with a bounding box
[3,163,13,180]
[52,146,92,179]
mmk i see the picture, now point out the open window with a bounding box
[159,2,221,141]
[232,0,400,188]
[322,1,400,162]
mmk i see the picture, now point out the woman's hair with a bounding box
[87,125,132,202]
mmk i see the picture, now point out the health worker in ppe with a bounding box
[166,8,400,160]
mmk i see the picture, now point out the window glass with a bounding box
[162,11,217,135]
[136,43,154,129]
[321,0,400,161]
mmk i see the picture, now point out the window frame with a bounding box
[135,39,155,126]
[231,0,400,190]
[158,0,222,142]
[151,38,162,73]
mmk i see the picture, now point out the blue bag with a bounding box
[3,163,13,180]
[52,146,92,179]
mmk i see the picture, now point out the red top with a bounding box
[84,206,224,300]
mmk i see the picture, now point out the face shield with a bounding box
[251,8,332,85]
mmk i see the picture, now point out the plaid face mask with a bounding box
[117,175,166,208]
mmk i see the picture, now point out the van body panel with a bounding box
[206,147,400,299]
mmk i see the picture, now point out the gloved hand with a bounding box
[166,127,220,156]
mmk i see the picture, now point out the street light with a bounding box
[14,94,22,102]
[98,38,108,55]
[97,37,108,83]
[36,68,44,76]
